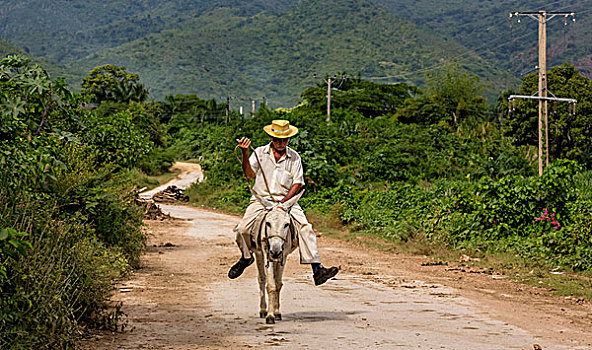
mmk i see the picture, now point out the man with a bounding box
[228,119,339,286]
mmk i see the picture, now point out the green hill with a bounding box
[0,39,82,84]
[0,0,292,62]
[6,0,589,105]
[371,0,592,79]
[74,0,515,105]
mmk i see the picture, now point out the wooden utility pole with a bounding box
[509,10,575,175]
[539,11,548,174]
[225,96,230,124]
[313,73,346,125]
[326,78,332,124]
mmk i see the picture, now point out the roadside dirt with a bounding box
[81,168,592,350]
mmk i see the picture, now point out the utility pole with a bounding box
[312,73,346,125]
[225,96,230,124]
[509,10,575,175]
[327,78,332,124]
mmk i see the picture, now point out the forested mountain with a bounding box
[73,0,516,105]
[1,0,589,105]
[0,38,82,84]
[371,0,592,79]
[0,0,293,62]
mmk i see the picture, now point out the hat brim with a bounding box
[263,125,298,138]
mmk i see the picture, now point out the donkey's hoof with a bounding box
[265,316,275,324]
[276,314,282,321]
[259,312,266,318]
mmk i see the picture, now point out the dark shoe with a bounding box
[228,256,254,279]
[313,266,339,286]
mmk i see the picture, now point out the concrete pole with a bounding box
[226,96,230,124]
[327,78,331,124]
[540,13,549,168]
[537,12,547,175]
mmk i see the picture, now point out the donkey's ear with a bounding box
[283,188,305,209]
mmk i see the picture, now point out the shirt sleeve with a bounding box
[292,156,305,185]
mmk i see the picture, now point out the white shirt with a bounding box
[249,143,305,202]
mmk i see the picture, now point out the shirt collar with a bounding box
[264,143,292,158]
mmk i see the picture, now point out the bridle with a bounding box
[261,207,291,267]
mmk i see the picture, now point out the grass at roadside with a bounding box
[481,253,592,300]
[128,168,182,190]
[307,209,592,301]
[185,181,248,214]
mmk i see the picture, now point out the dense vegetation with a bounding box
[0,57,166,348]
[3,0,590,106]
[1,53,591,347]
[0,0,526,104]
[177,63,592,274]
[372,0,592,78]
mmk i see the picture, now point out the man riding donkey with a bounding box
[229,119,339,286]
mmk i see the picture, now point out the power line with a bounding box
[365,1,587,83]
[508,10,576,176]
[366,28,535,81]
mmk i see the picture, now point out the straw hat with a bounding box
[263,119,298,138]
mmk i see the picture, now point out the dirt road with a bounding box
[83,167,592,349]
[139,162,204,200]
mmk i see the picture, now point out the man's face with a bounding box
[271,137,289,152]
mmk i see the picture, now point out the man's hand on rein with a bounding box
[236,137,251,151]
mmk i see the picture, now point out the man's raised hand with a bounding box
[237,137,255,179]
[236,137,251,150]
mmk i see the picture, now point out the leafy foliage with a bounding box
[182,67,591,273]
[301,76,417,118]
[504,63,592,167]
[0,56,148,347]
[3,0,515,104]
[82,64,149,103]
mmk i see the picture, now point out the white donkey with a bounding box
[250,192,302,324]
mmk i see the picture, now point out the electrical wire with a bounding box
[366,29,535,81]
[525,0,567,12]
[366,2,584,83]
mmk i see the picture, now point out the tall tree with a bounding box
[395,62,487,125]
[504,63,592,167]
[82,64,149,104]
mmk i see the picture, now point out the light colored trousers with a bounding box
[234,200,321,264]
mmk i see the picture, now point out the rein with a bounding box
[256,208,289,267]
[234,145,278,206]
[234,143,294,267]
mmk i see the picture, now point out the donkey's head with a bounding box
[263,207,292,262]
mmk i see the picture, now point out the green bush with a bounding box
[0,56,146,347]
[0,175,134,348]
[82,110,154,169]
[429,160,592,269]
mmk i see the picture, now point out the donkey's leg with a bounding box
[265,261,277,324]
[254,251,266,318]
[273,262,284,320]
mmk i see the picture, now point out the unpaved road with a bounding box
[82,166,592,349]
[139,162,204,200]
